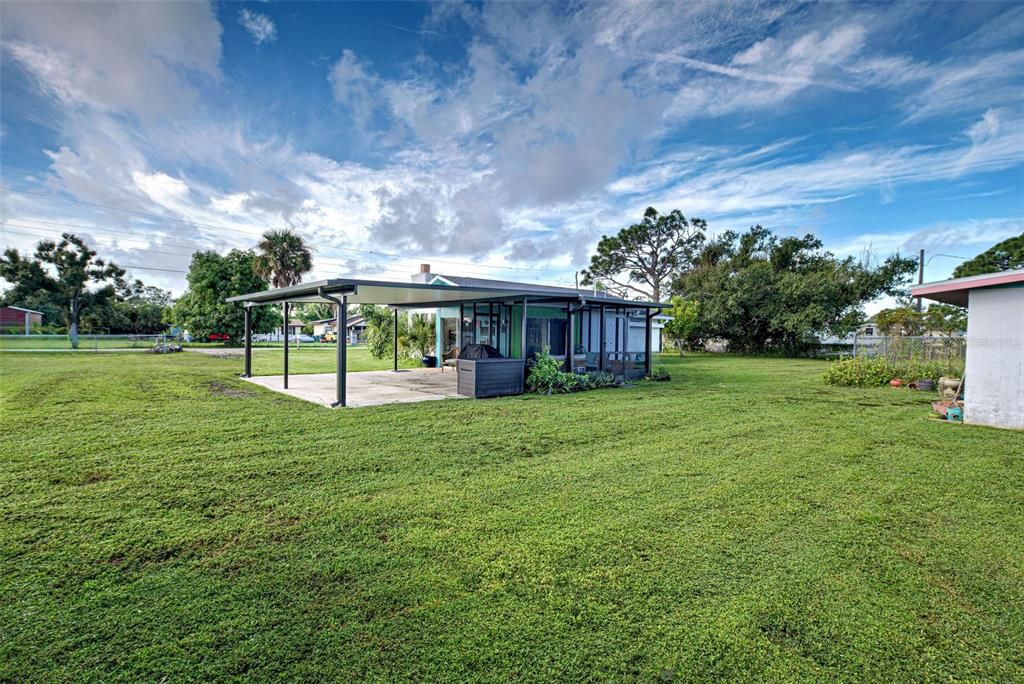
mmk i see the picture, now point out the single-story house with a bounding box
[912,269,1024,430]
[0,306,43,334]
[311,314,366,344]
[228,265,668,406]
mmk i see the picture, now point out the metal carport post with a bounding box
[318,287,351,407]
[242,304,252,378]
[645,309,657,377]
[283,302,289,389]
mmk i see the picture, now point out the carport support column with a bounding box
[393,308,399,372]
[337,297,348,407]
[599,306,606,371]
[564,304,575,372]
[520,297,528,359]
[283,302,289,389]
[645,310,654,378]
[242,305,252,378]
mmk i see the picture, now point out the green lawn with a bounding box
[1,352,1022,682]
[244,345,423,375]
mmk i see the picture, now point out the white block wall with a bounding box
[964,286,1024,430]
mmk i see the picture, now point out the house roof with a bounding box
[911,269,1024,306]
[226,275,667,309]
[1,305,44,315]
[311,315,366,326]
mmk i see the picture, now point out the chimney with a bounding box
[411,263,433,283]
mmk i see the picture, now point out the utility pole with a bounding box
[916,248,925,312]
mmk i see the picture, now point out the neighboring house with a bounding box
[912,269,1024,430]
[259,319,305,342]
[0,306,43,334]
[311,314,366,344]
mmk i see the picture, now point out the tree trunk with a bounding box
[69,297,79,350]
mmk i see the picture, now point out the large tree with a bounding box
[675,226,917,355]
[580,207,706,302]
[169,250,278,343]
[952,234,1024,278]
[0,233,124,348]
[253,229,314,288]
[83,280,174,335]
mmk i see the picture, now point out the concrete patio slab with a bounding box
[242,368,465,408]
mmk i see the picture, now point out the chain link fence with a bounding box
[850,335,966,374]
[0,333,170,352]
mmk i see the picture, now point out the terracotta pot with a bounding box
[890,379,903,388]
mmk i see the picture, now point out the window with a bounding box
[526,318,566,357]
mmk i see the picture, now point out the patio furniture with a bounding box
[441,345,459,372]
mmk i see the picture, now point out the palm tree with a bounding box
[253,229,313,288]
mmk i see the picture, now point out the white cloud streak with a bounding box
[237,9,277,45]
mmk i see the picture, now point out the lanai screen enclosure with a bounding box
[227,271,667,407]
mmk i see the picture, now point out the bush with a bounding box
[823,356,947,387]
[587,371,616,388]
[526,349,618,394]
[648,367,671,382]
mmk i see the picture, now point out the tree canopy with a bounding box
[169,250,278,343]
[662,297,700,354]
[580,207,706,302]
[253,229,314,289]
[82,280,173,335]
[952,234,1024,278]
[0,233,125,347]
[674,226,917,354]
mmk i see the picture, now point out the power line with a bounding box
[121,265,188,274]
[925,252,971,265]
[2,223,581,290]
[1,220,577,286]
[2,185,578,276]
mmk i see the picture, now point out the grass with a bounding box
[206,345,423,375]
[1,352,1022,682]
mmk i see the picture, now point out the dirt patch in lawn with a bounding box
[206,381,256,398]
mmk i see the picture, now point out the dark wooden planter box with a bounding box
[456,358,525,398]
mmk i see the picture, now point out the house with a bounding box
[0,306,43,334]
[227,265,668,407]
[311,314,366,344]
[912,269,1024,430]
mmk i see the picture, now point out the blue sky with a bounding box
[1,1,1022,306]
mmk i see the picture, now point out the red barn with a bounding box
[0,306,44,333]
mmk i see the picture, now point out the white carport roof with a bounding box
[226,277,667,309]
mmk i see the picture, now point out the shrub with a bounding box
[526,349,618,394]
[587,371,616,388]
[823,356,948,387]
[648,367,671,382]
[526,347,562,393]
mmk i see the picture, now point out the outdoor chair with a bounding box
[441,346,459,372]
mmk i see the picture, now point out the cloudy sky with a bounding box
[1,1,1022,303]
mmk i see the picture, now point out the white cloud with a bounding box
[1,1,221,117]
[238,9,277,45]
[132,171,190,207]
[3,0,1023,298]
